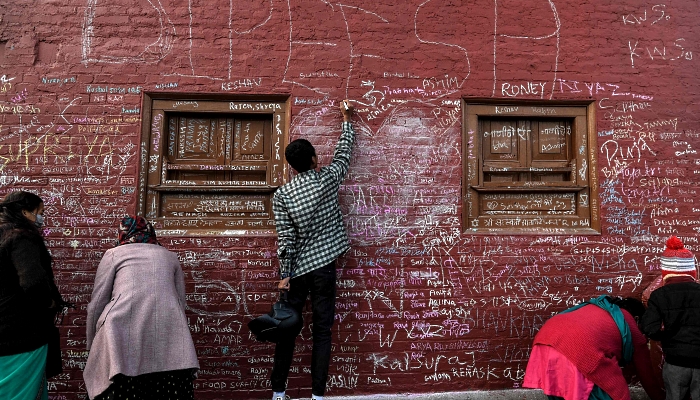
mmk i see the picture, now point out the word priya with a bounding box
[501,82,548,98]
[221,78,262,91]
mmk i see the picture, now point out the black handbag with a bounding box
[248,291,302,343]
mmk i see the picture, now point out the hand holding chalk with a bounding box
[340,99,353,121]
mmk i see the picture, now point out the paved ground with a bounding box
[323,387,651,400]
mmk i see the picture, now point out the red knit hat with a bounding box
[660,236,697,280]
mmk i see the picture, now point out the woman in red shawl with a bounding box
[523,296,664,400]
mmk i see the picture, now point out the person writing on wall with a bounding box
[270,99,355,400]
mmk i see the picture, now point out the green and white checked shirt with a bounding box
[273,121,355,279]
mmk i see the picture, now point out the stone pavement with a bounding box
[321,387,651,400]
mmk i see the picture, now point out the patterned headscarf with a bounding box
[117,215,160,246]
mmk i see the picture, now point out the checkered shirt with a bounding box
[273,121,355,279]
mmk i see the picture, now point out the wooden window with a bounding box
[138,94,289,235]
[462,99,599,234]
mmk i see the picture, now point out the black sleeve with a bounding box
[640,292,665,341]
[10,236,56,309]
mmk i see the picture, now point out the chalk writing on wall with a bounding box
[1,0,698,398]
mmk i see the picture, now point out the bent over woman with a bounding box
[523,296,664,400]
[0,191,63,400]
[84,215,199,400]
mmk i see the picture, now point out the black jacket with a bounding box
[0,226,61,356]
[640,278,700,368]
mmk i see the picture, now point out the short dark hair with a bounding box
[607,296,646,319]
[285,139,316,173]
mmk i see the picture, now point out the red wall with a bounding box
[1,1,699,399]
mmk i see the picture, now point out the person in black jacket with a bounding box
[0,191,64,400]
[640,236,700,400]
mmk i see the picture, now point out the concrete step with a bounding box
[319,387,650,400]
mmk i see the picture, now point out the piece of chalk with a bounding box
[343,101,349,110]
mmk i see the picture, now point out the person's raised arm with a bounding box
[323,99,355,186]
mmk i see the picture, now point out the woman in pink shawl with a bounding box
[84,216,199,400]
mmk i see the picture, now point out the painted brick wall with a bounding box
[1,1,699,399]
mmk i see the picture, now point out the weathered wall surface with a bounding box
[1,1,698,399]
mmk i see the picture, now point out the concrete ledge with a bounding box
[326,387,651,400]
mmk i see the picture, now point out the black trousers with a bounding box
[92,369,196,400]
[270,261,336,396]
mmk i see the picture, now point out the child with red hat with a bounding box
[640,236,700,400]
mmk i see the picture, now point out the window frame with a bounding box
[137,93,290,236]
[462,98,600,235]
